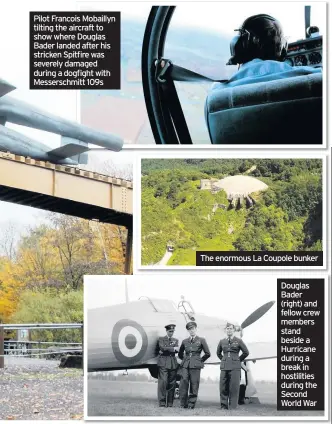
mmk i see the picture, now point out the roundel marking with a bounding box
[112,319,148,364]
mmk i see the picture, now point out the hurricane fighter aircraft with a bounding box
[0,78,123,165]
[87,296,277,402]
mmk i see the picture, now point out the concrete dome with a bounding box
[214,175,268,196]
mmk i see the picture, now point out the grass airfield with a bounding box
[87,380,324,417]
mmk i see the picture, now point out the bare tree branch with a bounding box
[0,221,17,260]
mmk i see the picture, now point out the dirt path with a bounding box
[156,249,173,266]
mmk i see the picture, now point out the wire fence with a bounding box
[4,341,82,357]
[0,323,83,365]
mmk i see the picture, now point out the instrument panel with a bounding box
[285,36,322,68]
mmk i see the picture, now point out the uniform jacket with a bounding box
[178,336,211,369]
[156,336,179,369]
[211,58,322,89]
[217,336,249,371]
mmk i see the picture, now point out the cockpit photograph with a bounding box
[80,2,325,146]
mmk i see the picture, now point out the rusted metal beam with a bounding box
[0,153,133,227]
[124,226,133,275]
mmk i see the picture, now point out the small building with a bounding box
[200,178,218,190]
[167,242,175,252]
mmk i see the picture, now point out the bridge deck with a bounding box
[0,152,133,227]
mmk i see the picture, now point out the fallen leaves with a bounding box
[0,358,83,420]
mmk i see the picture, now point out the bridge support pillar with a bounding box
[124,226,133,275]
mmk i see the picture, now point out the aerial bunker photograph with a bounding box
[140,158,323,266]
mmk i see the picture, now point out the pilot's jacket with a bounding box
[157,336,179,369]
[156,336,179,406]
[211,58,322,89]
[178,336,211,408]
[217,336,249,370]
[178,336,211,368]
[217,336,249,410]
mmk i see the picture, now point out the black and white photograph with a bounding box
[84,275,326,419]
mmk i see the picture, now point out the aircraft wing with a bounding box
[0,95,123,152]
[205,341,277,365]
[144,358,158,365]
[48,143,90,159]
[0,79,15,98]
[244,341,277,361]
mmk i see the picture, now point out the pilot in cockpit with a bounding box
[212,14,321,90]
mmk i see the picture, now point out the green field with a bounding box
[87,380,323,417]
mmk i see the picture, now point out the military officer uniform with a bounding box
[217,331,249,410]
[156,324,179,407]
[178,322,211,409]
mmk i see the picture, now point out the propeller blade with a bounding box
[241,301,275,329]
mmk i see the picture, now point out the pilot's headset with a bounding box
[227,14,288,66]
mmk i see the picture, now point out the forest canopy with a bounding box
[141,159,323,265]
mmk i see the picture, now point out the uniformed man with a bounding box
[217,322,249,410]
[178,321,211,409]
[156,324,179,407]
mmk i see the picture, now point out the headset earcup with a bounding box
[227,34,242,65]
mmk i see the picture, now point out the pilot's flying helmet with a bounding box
[227,14,288,65]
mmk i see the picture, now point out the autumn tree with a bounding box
[0,213,127,320]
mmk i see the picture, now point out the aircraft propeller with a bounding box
[240,301,275,330]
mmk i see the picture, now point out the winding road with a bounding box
[156,249,173,266]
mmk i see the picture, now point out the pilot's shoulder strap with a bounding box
[155,59,228,145]
[167,62,228,84]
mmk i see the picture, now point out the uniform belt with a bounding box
[188,353,200,357]
[160,353,175,357]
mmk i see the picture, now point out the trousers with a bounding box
[179,368,201,407]
[220,369,241,409]
[158,367,177,406]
